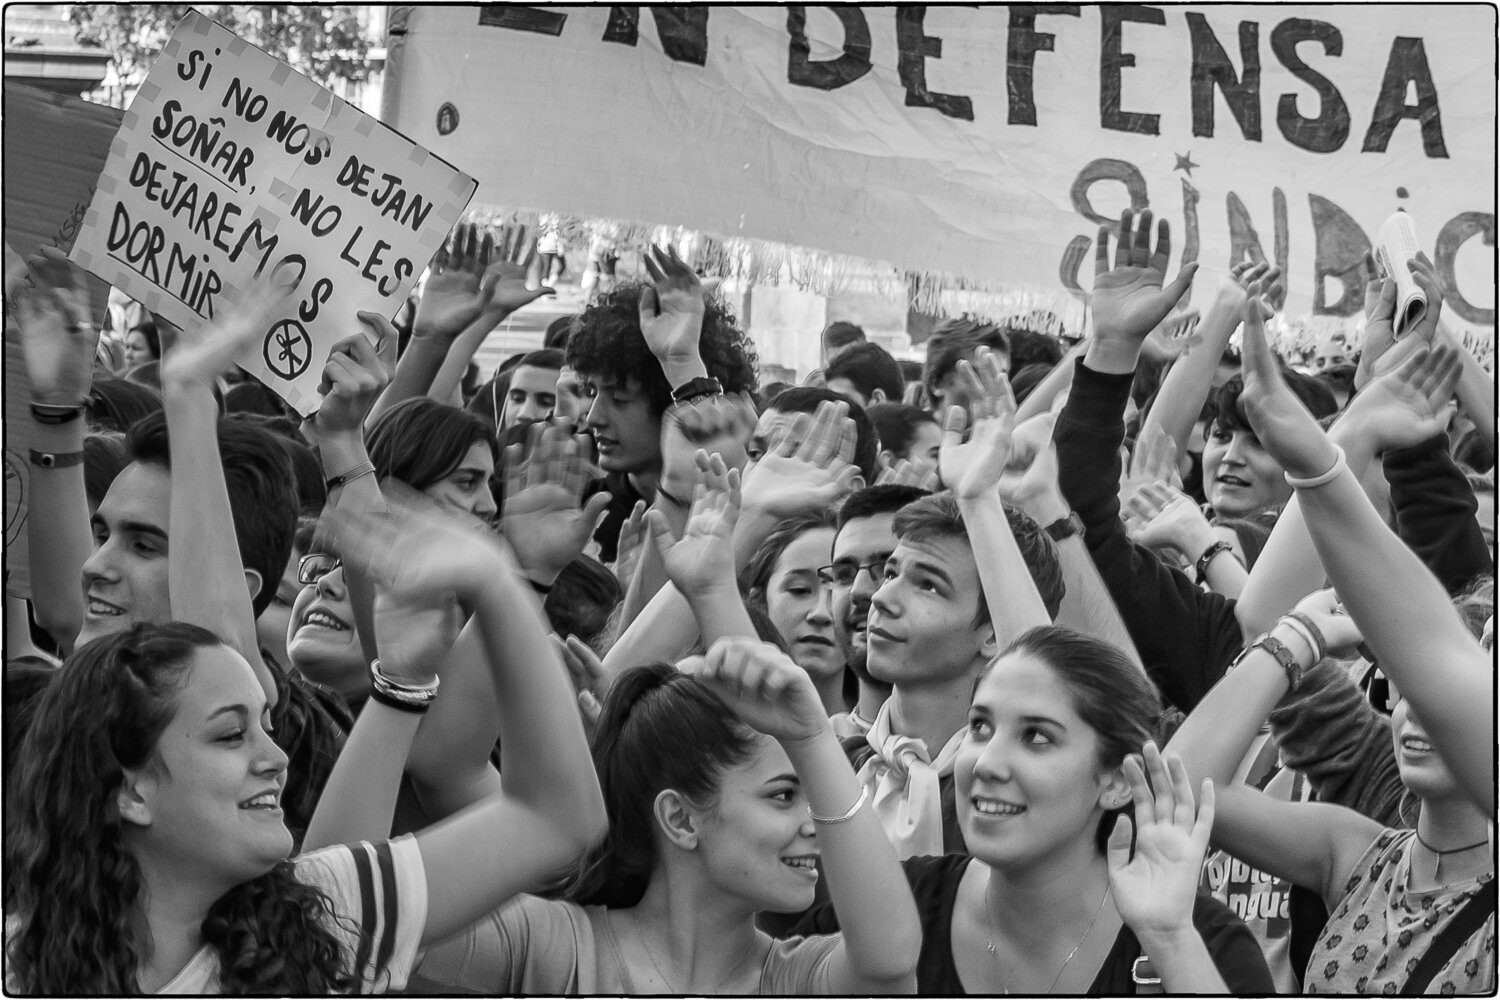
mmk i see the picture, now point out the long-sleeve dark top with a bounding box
[1384,433,1493,596]
[1054,359,1243,711]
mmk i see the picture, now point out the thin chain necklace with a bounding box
[1415,830,1490,884]
[630,915,758,994]
[984,871,1112,994]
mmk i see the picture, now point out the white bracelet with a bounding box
[810,784,870,825]
[1284,445,1347,489]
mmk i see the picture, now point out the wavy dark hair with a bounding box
[563,662,759,909]
[566,282,759,416]
[741,509,838,607]
[5,624,353,994]
[366,396,497,493]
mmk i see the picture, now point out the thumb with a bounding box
[1162,262,1199,307]
[644,507,675,562]
[639,286,660,322]
[582,491,612,532]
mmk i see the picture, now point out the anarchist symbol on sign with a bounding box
[264,319,313,380]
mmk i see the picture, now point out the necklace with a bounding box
[629,916,758,994]
[1415,830,1490,883]
[984,871,1112,995]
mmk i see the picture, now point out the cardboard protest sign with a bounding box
[385,5,1494,347]
[69,10,477,414]
[3,84,125,599]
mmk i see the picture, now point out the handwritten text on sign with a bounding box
[71,11,476,413]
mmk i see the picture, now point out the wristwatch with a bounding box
[1226,631,1305,691]
[670,376,723,405]
[1042,511,1085,542]
[1194,539,1235,583]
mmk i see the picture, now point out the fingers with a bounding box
[644,506,677,562]
[1165,751,1198,831]
[478,230,495,270]
[642,245,667,284]
[1142,741,1175,826]
[639,285,660,321]
[941,404,968,450]
[1192,778,1216,852]
[1106,813,1135,872]
[1095,222,1113,277]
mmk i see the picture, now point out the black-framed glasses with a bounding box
[816,557,889,589]
[297,553,342,585]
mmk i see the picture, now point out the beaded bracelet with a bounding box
[1284,445,1347,489]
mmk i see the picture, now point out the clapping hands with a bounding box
[939,347,1016,499]
[500,422,612,584]
[646,450,742,595]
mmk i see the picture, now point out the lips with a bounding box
[780,854,820,878]
[1216,474,1252,489]
[1400,734,1434,755]
[796,635,834,647]
[971,796,1026,817]
[300,608,350,632]
[239,790,281,810]
[86,595,126,617]
[867,624,903,644]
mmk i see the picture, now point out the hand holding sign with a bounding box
[17,247,99,407]
[310,325,391,441]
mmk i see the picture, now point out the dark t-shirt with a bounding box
[585,472,647,564]
[791,853,1276,995]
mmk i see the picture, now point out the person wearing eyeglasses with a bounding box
[285,548,366,705]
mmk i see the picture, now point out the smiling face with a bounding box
[764,528,842,684]
[1389,696,1462,801]
[1202,422,1291,519]
[286,565,365,698]
[78,462,174,648]
[954,651,1122,870]
[255,544,305,673]
[582,373,662,475]
[866,534,993,689]
[693,735,820,913]
[122,645,292,888]
[422,442,497,522]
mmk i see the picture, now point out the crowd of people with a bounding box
[4,204,1494,995]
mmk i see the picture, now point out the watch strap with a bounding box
[29,448,85,469]
[670,376,723,404]
[1043,511,1085,542]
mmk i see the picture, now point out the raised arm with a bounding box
[1235,278,1492,813]
[691,638,920,993]
[310,499,607,944]
[159,284,292,701]
[940,349,1051,641]
[16,249,96,652]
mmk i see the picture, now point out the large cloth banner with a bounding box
[386,4,1494,344]
[70,11,477,414]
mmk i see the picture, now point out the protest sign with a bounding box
[69,10,477,414]
[384,5,1493,345]
[3,84,126,599]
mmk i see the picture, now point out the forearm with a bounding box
[320,433,386,663]
[604,582,701,674]
[1052,537,1146,670]
[783,727,920,987]
[1445,325,1495,451]
[1167,620,1314,789]
[405,618,500,813]
[304,698,422,850]
[1297,467,1494,811]
[24,416,90,651]
[957,493,1050,642]
[428,318,491,405]
[1137,928,1229,995]
[162,381,262,667]
[1141,290,1241,462]
[1200,549,1248,600]
[1014,341,1084,422]
[683,580,758,646]
[616,512,676,632]
[367,336,448,428]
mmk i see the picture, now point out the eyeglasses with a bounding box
[297,553,342,585]
[816,557,889,589]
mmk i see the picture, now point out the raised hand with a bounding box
[500,422,612,584]
[1405,252,1445,344]
[1123,482,1215,559]
[1107,743,1215,939]
[162,276,297,392]
[875,454,941,491]
[412,223,502,341]
[1340,337,1462,454]
[638,243,707,369]
[554,632,610,730]
[646,450,742,595]
[686,636,830,745]
[1140,307,1203,366]
[17,247,101,405]
[612,499,649,591]
[658,391,756,505]
[479,224,555,319]
[1119,422,1182,505]
[1090,209,1199,348]
[308,321,391,440]
[1236,279,1339,480]
[1229,260,1282,319]
[740,400,862,519]
[939,349,1016,499]
[998,413,1064,511]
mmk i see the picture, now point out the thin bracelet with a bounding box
[810,784,870,825]
[368,658,439,711]
[1277,616,1322,667]
[368,686,430,714]
[1283,611,1328,663]
[326,460,376,493]
[1284,445,1347,489]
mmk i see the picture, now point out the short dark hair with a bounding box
[85,377,162,434]
[1005,329,1065,372]
[924,319,1011,393]
[1008,363,1054,407]
[125,411,298,620]
[83,432,128,512]
[543,556,623,649]
[543,314,578,351]
[366,397,496,492]
[821,321,867,352]
[224,413,327,516]
[567,282,758,416]
[742,510,837,601]
[893,492,1064,622]
[223,381,293,419]
[836,483,931,531]
[518,348,565,371]
[765,386,879,484]
[1208,369,1337,436]
[866,403,937,458]
[825,342,905,404]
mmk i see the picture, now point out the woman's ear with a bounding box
[978,625,999,659]
[1098,765,1133,812]
[653,788,700,851]
[116,771,154,828]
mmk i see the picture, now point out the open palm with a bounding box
[1090,210,1198,345]
[1108,744,1214,937]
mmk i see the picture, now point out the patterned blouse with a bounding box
[1308,828,1494,995]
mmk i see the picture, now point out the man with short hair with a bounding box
[824,341,905,408]
[500,348,564,429]
[922,319,1011,418]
